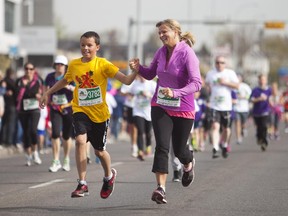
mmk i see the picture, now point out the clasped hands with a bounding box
[129,58,140,73]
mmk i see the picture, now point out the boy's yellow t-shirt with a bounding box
[64,57,119,123]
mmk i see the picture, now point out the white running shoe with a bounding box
[131,144,138,158]
[49,160,62,172]
[62,158,71,171]
[26,155,32,167]
[33,151,42,165]
[26,160,32,167]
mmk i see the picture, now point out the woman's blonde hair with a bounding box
[156,19,196,47]
[156,19,182,36]
[181,32,196,47]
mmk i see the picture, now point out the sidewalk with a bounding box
[0,132,131,159]
[0,145,24,159]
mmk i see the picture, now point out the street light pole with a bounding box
[187,0,192,30]
[127,18,134,74]
[136,0,143,63]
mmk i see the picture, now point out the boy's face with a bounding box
[80,37,100,61]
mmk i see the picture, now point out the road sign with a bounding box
[264,22,285,29]
[9,46,18,58]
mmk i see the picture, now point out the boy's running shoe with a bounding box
[182,158,195,187]
[151,186,167,204]
[100,168,117,199]
[71,180,89,198]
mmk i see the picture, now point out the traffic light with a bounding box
[264,21,285,29]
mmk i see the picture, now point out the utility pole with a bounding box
[127,18,134,74]
[136,0,143,63]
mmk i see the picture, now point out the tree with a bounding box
[103,29,125,60]
[261,35,288,83]
[143,31,161,64]
[0,55,11,74]
[55,17,68,40]
[215,25,259,68]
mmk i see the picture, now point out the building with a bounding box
[0,0,56,75]
[0,0,22,71]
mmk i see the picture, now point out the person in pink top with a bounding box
[129,19,202,204]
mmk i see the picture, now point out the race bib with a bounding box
[156,86,180,107]
[78,86,103,106]
[52,94,68,105]
[214,96,225,105]
[135,97,150,109]
[23,98,39,111]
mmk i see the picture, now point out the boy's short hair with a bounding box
[81,31,100,45]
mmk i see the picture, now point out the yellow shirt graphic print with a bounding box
[64,57,119,123]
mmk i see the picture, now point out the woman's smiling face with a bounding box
[158,24,178,48]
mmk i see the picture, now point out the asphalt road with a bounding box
[1,123,288,216]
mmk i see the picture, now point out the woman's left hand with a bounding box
[161,87,173,98]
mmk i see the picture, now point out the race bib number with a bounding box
[78,86,102,106]
[23,98,39,111]
[156,86,180,107]
[135,97,150,109]
[214,96,225,105]
[52,94,68,105]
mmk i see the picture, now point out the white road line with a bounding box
[29,179,65,189]
[28,162,123,189]
[111,162,123,167]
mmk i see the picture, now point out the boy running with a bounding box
[40,31,138,199]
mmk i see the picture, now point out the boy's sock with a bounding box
[79,180,87,185]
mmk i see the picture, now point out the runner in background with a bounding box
[44,55,74,172]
